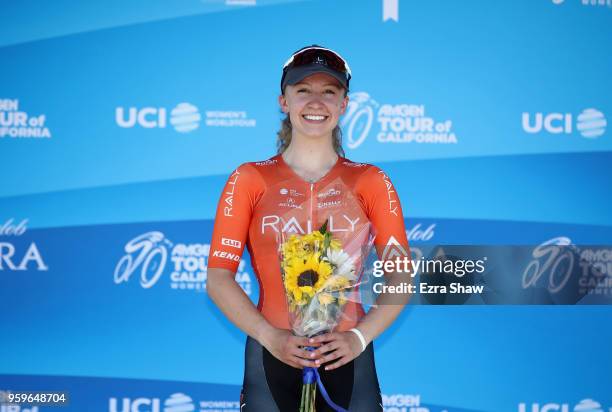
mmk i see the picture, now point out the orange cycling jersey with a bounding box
[208,154,410,331]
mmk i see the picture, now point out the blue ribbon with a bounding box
[302,346,348,412]
[302,367,316,384]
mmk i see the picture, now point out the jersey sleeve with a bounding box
[208,163,264,273]
[356,165,411,264]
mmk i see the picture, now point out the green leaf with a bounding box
[323,232,331,252]
[319,218,328,234]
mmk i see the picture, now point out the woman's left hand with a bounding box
[307,331,364,371]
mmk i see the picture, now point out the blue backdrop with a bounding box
[1,1,611,411]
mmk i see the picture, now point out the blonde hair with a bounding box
[276,115,345,157]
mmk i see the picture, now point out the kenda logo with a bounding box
[382,0,399,22]
[341,92,458,149]
[518,398,610,412]
[116,103,201,133]
[0,98,52,139]
[522,108,607,138]
[114,231,252,295]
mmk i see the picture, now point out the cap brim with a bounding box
[282,64,348,90]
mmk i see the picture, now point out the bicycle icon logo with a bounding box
[114,231,173,289]
[341,92,379,150]
[522,237,577,294]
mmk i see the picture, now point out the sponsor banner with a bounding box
[522,108,607,139]
[0,376,484,412]
[113,231,251,295]
[0,218,48,272]
[341,92,459,150]
[0,219,256,387]
[0,375,241,412]
[0,99,52,139]
[115,103,256,133]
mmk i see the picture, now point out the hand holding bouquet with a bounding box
[278,219,373,412]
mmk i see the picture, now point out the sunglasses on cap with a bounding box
[281,45,352,92]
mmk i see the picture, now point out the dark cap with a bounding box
[280,45,352,93]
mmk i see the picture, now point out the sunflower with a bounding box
[284,253,332,306]
[281,235,305,259]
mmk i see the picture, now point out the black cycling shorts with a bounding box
[240,335,383,412]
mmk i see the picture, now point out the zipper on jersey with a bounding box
[309,183,314,233]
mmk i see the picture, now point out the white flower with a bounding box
[325,248,356,280]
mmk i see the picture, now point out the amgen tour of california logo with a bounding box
[522,108,607,139]
[382,393,433,412]
[519,398,611,412]
[0,98,52,139]
[113,231,251,294]
[340,92,458,149]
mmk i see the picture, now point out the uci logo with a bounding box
[116,103,201,133]
[522,108,606,138]
[109,393,195,412]
[518,398,608,412]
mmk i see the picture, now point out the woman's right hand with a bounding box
[260,327,321,369]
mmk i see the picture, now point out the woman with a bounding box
[207,45,411,411]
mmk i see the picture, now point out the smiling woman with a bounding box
[206,45,412,412]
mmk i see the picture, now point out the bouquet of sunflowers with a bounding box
[278,218,373,412]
